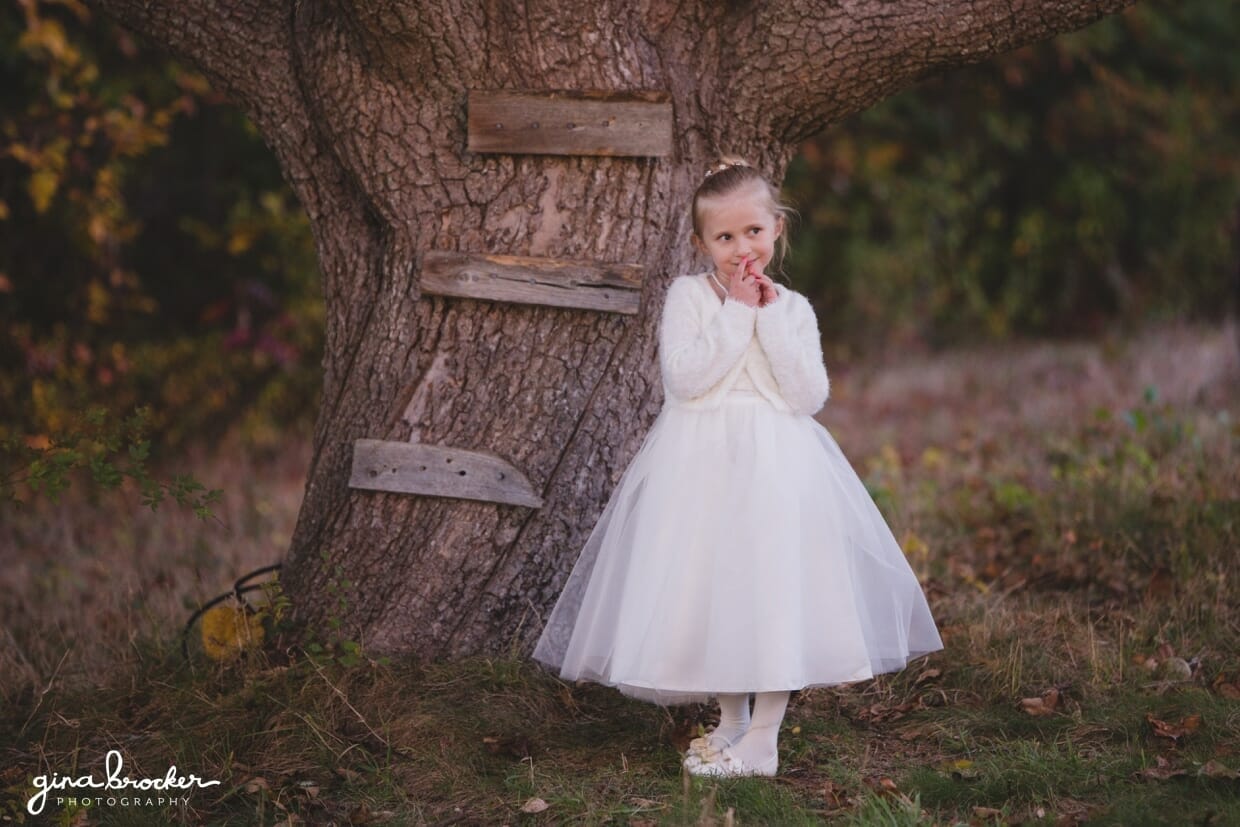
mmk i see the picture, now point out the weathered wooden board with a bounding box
[467,89,673,157]
[349,438,543,508]
[420,250,643,314]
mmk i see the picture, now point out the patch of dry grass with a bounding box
[0,428,309,709]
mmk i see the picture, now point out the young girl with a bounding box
[532,157,944,777]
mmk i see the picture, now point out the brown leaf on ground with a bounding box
[482,734,533,758]
[1200,760,1240,779]
[1134,755,1189,781]
[1145,567,1175,599]
[862,775,900,796]
[972,805,1004,819]
[856,699,921,723]
[897,723,934,741]
[343,802,377,824]
[1211,672,1240,699]
[914,667,942,685]
[822,779,849,810]
[1020,687,1060,716]
[1145,712,1201,741]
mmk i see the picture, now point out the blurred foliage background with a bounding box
[784,1,1240,351]
[1,0,1237,454]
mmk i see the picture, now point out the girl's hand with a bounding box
[746,259,778,307]
[727,257,763,307]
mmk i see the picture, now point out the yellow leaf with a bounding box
[19,18,68,60]
[28,169,59,213]
[86,279,109,324]
[7,143,34,164]
[227,227,256,255]
[919,446,947,471]
[901,531,930,559]
[201,604,266,662]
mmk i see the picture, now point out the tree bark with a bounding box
[84,0,1134,659]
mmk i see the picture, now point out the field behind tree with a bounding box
[3,319,1237,826]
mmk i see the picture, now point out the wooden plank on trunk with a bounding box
[468,89,672,157]
[349,438,543,508]
[420,250,643,314]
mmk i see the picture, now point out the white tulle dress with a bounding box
[531,272,944,706]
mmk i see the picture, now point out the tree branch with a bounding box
[734,0,1137,143]
[83,0,294,123]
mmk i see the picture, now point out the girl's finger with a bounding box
[734,257,749,280]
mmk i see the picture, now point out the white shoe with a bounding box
[684,745,778,778]
[686,727,745,759]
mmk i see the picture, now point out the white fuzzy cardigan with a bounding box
[658,272,831,416]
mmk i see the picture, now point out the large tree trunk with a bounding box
[85,0,1133,659]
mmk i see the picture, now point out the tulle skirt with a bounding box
[531,388,944,706]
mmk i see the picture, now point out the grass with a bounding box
[2,318,1239,825]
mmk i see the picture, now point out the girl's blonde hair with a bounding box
[690,156,800,283]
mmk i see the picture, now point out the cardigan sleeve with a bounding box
[754,290,831,415]
[658,277,758,402]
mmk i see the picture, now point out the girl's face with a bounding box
[692,181,784,277]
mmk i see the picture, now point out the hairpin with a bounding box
[703,160,748,179]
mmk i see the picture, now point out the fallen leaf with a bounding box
[1158,657,1192,680]
[898,724,930,741]
[1145,712,1201,741]
[520,797,549,814]
[1134,757,1188,781]
[822,779,848,810]
[1020,687,1061,716]
[947,757,979,781]
[1146,568,1175,599]
[862,775,900,796]
[973,806,1003,819]
[1200,760,1240,780]
[914,667,942,685]
[344,802,375,824]
[1211,673,1240,699]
